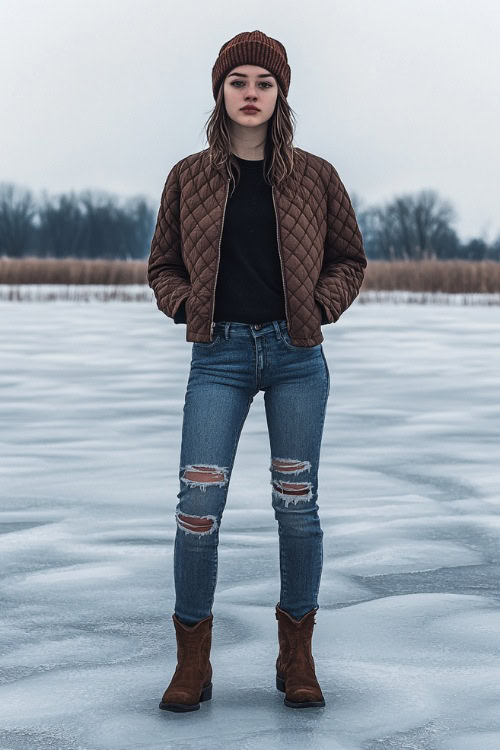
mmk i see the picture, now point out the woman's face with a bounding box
[223,64,278,127]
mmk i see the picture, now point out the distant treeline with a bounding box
[0,182,155,261]
[1,180,499,262]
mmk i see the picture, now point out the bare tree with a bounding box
[413,189,456,259]
[122,195,156,260]
[0,182,36,256]
[38,191,85,258]
[363,189,459,260]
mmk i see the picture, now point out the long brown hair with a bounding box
[201,78,306,199]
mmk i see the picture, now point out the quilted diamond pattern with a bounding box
[148,147,367,346]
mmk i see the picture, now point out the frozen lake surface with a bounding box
[1,297,499,749]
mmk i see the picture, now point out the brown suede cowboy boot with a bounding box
[159,612,214,712]
[275,603,325,708]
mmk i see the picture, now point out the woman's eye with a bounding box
[231,81,272,88]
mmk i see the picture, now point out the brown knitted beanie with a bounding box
[212,30,291,100]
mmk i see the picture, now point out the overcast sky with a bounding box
[2,0,499,243]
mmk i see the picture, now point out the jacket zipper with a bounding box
[272,186,290,330]
[209,177,231,339]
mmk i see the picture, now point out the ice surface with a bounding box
[0,297,499,749]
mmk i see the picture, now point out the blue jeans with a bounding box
[174,319,330,624]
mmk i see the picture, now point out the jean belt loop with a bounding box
[224,322,230,340]
[273,320,282,340]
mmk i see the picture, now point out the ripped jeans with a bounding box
[174,319,330,624]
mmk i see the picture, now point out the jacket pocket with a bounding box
[314,289,334,324]
[173,296,188,324]
[184,291,195,326]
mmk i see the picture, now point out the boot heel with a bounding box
[276,674,286,692]
[200,682,213,702]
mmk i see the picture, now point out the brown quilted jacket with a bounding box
[148,147,367,347]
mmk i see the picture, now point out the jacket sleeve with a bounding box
[147,161,192,319]
[314,164,367,324]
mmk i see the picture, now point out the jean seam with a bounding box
[312,355,329,608]
[207,390,255,612]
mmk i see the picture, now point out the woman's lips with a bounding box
[241,108,259,113]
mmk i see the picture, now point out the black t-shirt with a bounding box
[213,154,286,324]
[172,154,329,326]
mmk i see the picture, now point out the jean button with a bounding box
[254,324,262,330]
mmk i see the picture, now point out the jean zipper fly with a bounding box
[210,178,230,340]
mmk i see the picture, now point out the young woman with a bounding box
[148,30,367,713]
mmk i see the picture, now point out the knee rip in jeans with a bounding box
[270,457,313,508]
[180,464,228,492]
[176,510,218,536]
[177,464,227,536]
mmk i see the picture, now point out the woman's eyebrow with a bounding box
[227,72,274,78]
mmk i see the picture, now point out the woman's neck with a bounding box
[229,126,266,161]
[232,151,264,161]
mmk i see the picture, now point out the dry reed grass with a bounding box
[363,260,500,294]
[0,257,146,285]
[0,257,499,304]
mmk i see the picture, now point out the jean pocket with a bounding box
[193,334,221,349]
[281,331,320,352]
